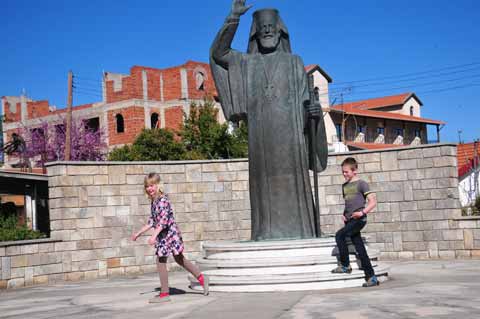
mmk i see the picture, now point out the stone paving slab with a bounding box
[1,260,480,319]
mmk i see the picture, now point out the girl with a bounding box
[131,172,209,303]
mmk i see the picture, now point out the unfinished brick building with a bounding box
[1,61,219,166]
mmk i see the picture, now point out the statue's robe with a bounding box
[210,19,328,241]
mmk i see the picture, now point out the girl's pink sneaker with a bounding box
[197,274,209,296]
[149,292,171,303]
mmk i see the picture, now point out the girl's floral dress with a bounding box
[148,195,184,257]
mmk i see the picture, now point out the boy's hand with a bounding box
[147,236,156,246]
[352,211,364,219]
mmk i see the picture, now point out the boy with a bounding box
[331,157,379,287]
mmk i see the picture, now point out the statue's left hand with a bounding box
[306,103,322,119]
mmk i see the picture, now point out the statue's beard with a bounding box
[258,34,280,52]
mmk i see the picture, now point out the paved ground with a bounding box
[1,260,480,319]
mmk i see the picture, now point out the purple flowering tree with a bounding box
[19,117,107,169]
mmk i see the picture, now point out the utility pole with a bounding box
[65,71,73,161]
[474,139,479,201]
[458,129,463,144]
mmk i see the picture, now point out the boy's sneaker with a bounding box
[197,273,209,296]
[149,292,171,303]
[331,265,352,274]
[362,276,379,287]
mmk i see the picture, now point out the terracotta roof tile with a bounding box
[335,93,420,110]
[457,142,480,177]
[331,101,444,125]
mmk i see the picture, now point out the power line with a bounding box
[331,61,480,86]
[330,65,480,91]
[332,82,480,104]
[336,72,480,96]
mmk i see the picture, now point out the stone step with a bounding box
[189,267,389,292]
[206,246,378,260]
[197,253,379,269]
[200,263,379,277]
[202,238,338,254]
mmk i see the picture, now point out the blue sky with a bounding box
[1,0,479,143]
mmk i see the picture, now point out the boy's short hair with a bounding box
[341,157,358,170]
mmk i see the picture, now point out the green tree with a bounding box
[180,99,248,159]
[108,99,248,161]
[109,129,186,161]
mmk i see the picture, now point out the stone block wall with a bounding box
[2,143,480,289]
[1,160,251,289]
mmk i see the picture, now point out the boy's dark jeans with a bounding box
[335,218,375,279]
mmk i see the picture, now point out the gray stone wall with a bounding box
[1,143,480,289]
[1,160,251,289]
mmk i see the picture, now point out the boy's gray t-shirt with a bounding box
[342,179,373,220]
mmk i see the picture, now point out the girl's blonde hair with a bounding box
[144,172,163,198]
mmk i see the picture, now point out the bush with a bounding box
[108,99,248,161]
[0,215,45,242]
[109,129,186,161]
[461,195,480,216]
[473,195,480,215]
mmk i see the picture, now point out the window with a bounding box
[84,117,99,132]
[394,128,403,136]
[54,124,65,134]
[414,129,421,138]
[195,72,205,91]
[116,114,124,133]
[410,106,414,116]
[335,123,342,141]
[151,113,159,129]
[376,127,385,135]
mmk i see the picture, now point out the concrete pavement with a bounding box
[1,260,480,319]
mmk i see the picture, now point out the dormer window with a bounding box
[410,106,414,116]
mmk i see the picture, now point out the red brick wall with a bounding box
[161,67,182,101]
[104,62,218,104]
[105,69,143,103]
[185,61,217,100]
[146,69,161,101]
[3,102,21,123]
[165,106,183,132]
[107,106,145,145]
[27,100,50,119]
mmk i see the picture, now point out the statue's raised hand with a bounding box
[231,0,253,17]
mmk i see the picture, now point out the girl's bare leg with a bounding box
[156,256,169,294]
[173,253,201,278]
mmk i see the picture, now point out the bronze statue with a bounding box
[210,0,328,240]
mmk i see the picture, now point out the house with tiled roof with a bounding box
[457,141,480,207]
[327,93,445,151]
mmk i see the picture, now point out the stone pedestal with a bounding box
[189,237,389,292]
